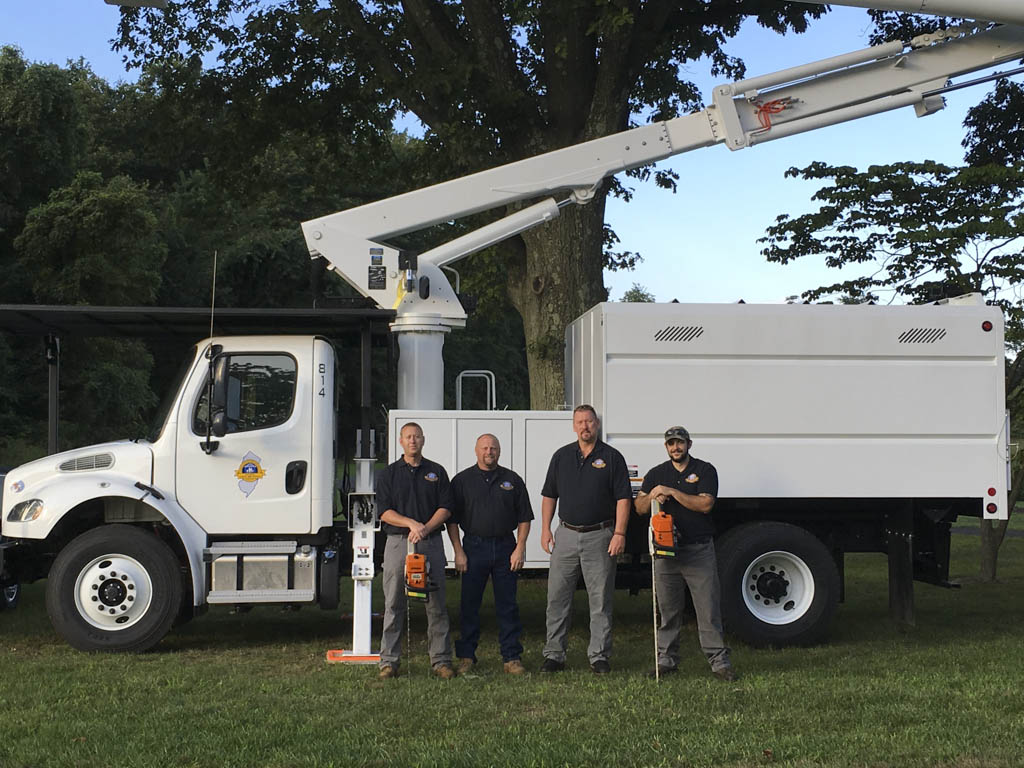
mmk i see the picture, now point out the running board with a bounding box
[207,589,315,604]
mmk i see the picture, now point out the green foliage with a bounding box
[760,161,1024,334]
[620,282,655,302]
[15,171,166,305]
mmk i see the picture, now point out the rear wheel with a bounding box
[46,525,182,652]
[717,522,839,647]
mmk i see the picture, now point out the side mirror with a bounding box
[212,355,229,410]
[211,411,228,438]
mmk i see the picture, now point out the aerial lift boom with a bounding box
[302,0,1024,411]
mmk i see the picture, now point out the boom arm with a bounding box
[302,18,1024,331]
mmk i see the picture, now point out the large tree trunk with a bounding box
[507,196,609,409]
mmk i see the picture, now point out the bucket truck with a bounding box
[1,0,1020,652]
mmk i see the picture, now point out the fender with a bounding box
[5,474,209,608]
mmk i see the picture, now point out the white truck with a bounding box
[1,0,1020,652]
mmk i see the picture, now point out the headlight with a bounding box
[7,499,44,523]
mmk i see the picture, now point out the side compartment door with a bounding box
[175,344,314,534]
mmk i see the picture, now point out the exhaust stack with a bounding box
[800,1,1024,26]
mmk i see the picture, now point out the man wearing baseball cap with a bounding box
[635,426,737,681]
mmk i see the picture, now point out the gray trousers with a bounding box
[655,538,731,671]
[543,525,616,664]
[380,534,453,668]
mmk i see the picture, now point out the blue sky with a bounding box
[0,2,1007,304]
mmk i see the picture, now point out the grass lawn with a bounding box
[1,532,1022,768]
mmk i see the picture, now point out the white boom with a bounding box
[797,0,1024,27]
[301,1,1024,409]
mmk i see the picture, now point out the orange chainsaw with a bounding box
[650,499,680,559]
[405,540,437,602]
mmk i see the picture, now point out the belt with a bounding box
[561,519,614,533]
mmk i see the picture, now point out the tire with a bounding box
[717,521,839,647]
[0,581,20,611]
[46,525,182,652]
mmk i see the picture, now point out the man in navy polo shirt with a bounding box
[447,434,533,675]
[539,404,632,674]
[375,422,456,679]
[635,426,737,681]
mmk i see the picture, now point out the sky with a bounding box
[0,1,1015,305]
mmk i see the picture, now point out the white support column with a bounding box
[393,315,450,410]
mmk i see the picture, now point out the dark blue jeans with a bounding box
[455,533,523,663]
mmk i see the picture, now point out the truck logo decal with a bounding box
[592,459,606,468]
[235,452,267,498]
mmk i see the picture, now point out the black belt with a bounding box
[561,519,614,533]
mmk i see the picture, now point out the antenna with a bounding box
[209,249,218,342]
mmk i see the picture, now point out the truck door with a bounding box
[175,342,314,534]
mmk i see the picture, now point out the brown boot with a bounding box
[434,664,457,680]
[456,657,475,675]
[378,664,399,679]
[503,659,526,675]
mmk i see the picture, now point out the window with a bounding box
[193,354,297,435]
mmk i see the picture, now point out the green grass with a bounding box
[2,533,1023,768]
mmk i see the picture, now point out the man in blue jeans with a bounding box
[448,434,533,675]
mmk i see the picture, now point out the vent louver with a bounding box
[898,328,947,344]
[654,326,704,342]
[59,453,115,472]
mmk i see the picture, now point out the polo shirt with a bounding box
[541,440,632,526]
[450,465,534,537]
[375,456,453,537]
[640,456,718,542]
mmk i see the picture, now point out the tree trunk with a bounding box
[507,196,609,409]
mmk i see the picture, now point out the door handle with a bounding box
[286,461,308,495]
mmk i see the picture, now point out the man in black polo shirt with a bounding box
[539,404,632,674]
[447,434,533,675]
[635,426,737,681]
[375,422,456,679]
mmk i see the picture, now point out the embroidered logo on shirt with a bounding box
[592,459,607,469]
[500,480,514,491]
[685,474,699,483]
[425,472,439,482]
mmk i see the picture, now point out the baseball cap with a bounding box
[664,426,690,442]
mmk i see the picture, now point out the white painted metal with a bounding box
[742,550,815,625]
[394,320,448,409]
[567,301,1008,520]
[801,0,1024,26]
[174,337,317,534]
[388,409,572,569]
[455,370,497,410]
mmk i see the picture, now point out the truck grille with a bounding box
[654,325,704,342]
[897,328,947,344]
[59,453,115,472]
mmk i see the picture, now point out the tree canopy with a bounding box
[115,0,826,407]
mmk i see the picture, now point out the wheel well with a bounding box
[41,498,193,607]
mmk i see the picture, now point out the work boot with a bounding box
[434,664,457,680]
[540,658,565,673]
[647,665,678,679]
[378,664,399,679]
[712,666,739,682]
[590,659,611,674]
[503,659,526,675]
[456,657,475,675]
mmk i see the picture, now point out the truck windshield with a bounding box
[146,346,198,443]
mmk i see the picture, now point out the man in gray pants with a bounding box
[375,422,456,679]
[539,405,632,674]
[635,426,738,681]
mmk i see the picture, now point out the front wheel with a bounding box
[717,521,839,647]
[46,525,182,652]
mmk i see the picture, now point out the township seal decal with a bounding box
[591,459,607,468]
[425,472,439,482]
[500,480,515,491]
[685,474,699,484]
[235,452,266,498]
